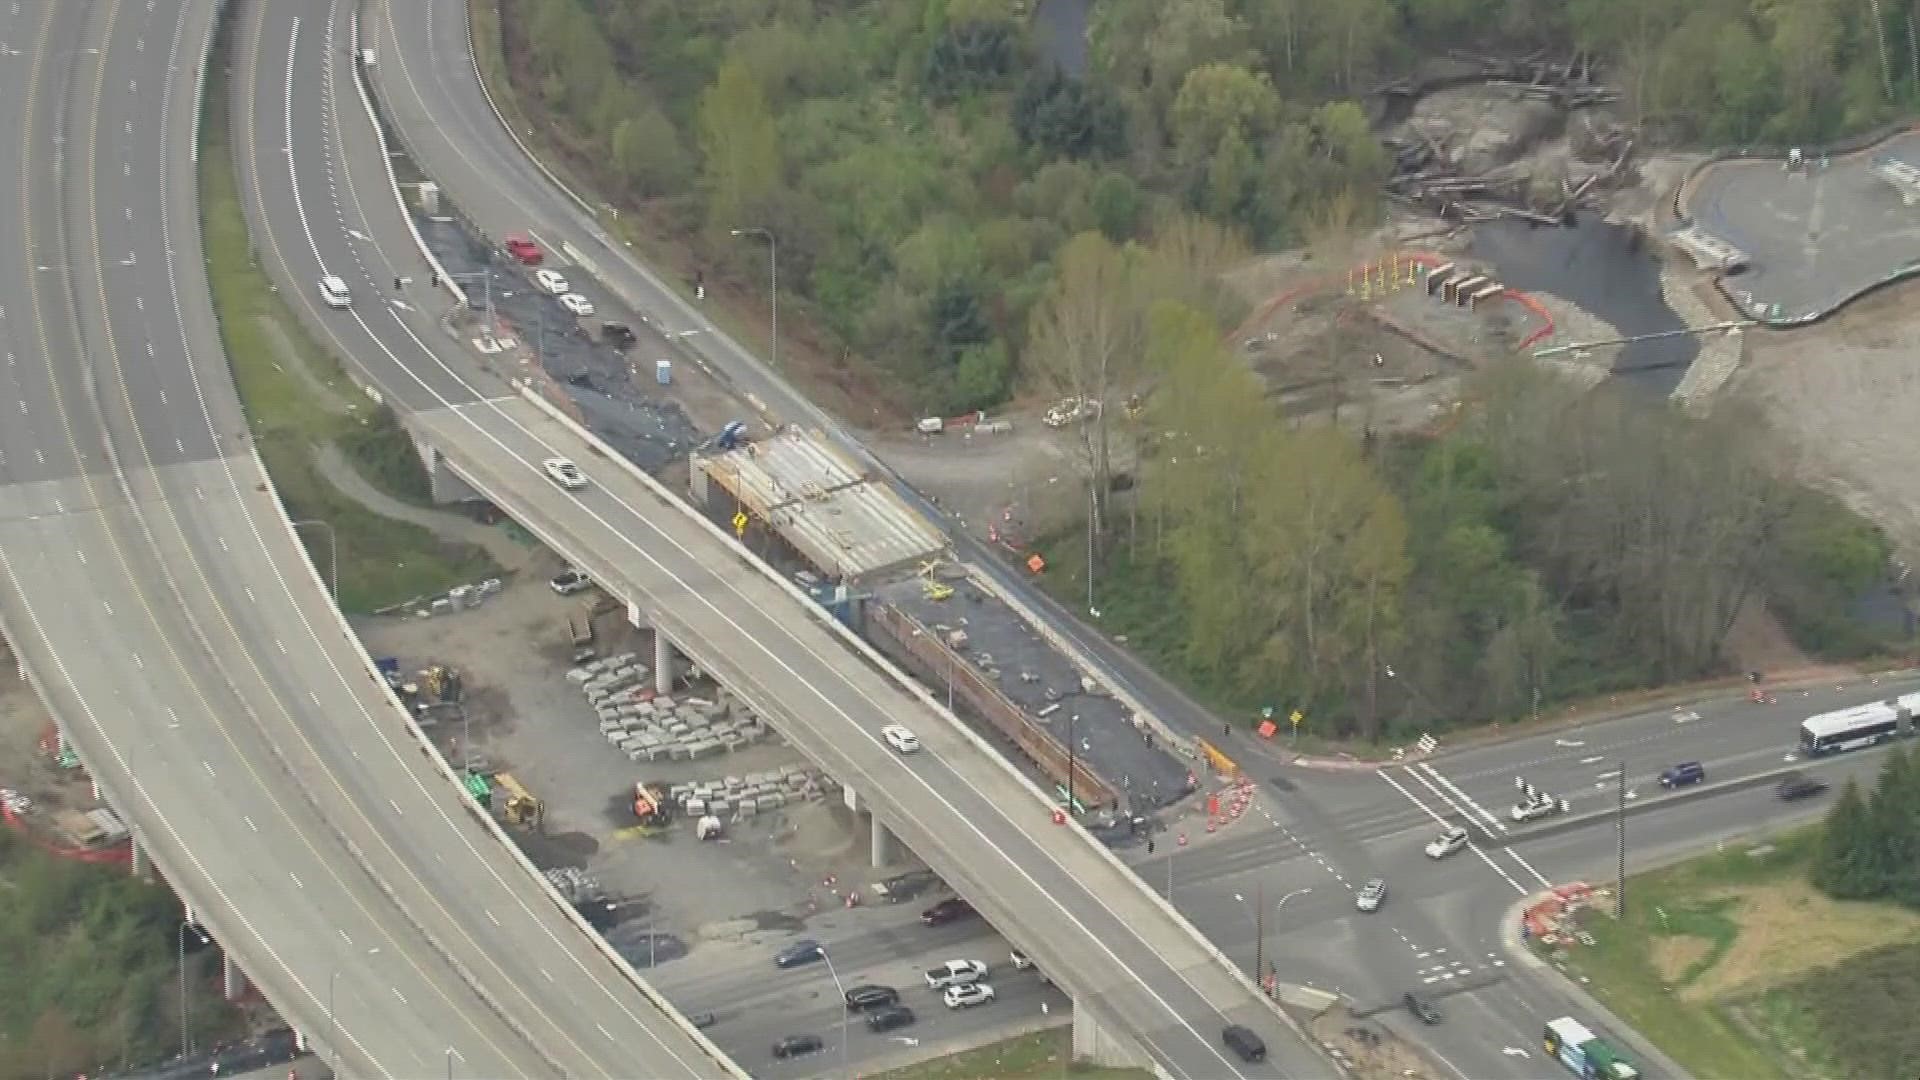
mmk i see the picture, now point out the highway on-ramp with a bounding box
[0,0,740,1076]
[221,0,1344,1074]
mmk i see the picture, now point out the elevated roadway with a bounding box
[0,0,741,1075]
[223,0,1341,1073]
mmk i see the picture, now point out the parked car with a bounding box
[1355,878,1387,913]
[601,322,636,349]
[549,568,591,596]
[865,1005,916,1033]
[1776,771,1829,800]
[921,898,975,926]
[1404,992,1443,1025]
[1425,826,1469,859]
[542,457,587,490]
[943,982,995,1009]
[504,233,543,264]
[843,985,899,1012]
[1659,761,1707,788]
[560,293,596,317]
[533,268,571,295]
[770,1034,822,1060]
[1222,1024,1267,1063]
[772,939,823,969]
[883,724,921,753]
[1009,949,1034,970]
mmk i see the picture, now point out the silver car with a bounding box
[1355,878,1387,913]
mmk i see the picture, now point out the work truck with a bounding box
[1543,1017,1640,1080]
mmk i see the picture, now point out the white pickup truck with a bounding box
[923,959,987,990]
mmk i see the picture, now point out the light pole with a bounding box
[447,270,496,335]
[729,227,777,372]
[292,519,337,605]
[445,1046,457,1080]
[177,920,193,1058]
[327,968,338,1057]
[1233,885,1310,991]
[1065,712,1079,814]
[816,945,851,1080]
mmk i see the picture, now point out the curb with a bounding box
[1502,893,1696,1079]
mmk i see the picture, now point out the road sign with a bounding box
[1289,709,1304,729]
[731,511,748,537]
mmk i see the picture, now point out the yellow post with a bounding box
[1389,252,1399,291]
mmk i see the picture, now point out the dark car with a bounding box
[1222,1024,1266,1062]
[866,1005,917,1033]
[773,939,824,969]
[771,1034,823,1060]
[601,322,636,349]
[921,898,976,926]
[179,922,213,954]
[1776,772,1830,801]
[843,984,900,1012]
[1404,992,1443,1025]
[1659,761,1707,788]
[688,1011,717,1030]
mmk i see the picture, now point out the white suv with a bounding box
[882,725,920,753]
[943,982,995,1009]
[318,274,352,308]
[1424,826,1469,859]
[533,268,571,295]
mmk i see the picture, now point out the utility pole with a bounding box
[1253,880,1264,990]
[1066,713,1078,814]
[1615,760,1627,918]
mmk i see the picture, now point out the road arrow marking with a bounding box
[1502,1047,1530,1058]
[1579,755,1605,765]
[1555,738,1585,748]
[345,228,370,242]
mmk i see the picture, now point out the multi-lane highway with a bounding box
[227,0,1336,1075]
[0,0,743,1076]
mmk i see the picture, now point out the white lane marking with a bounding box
[1416,762,1506,835]
[290,872,304,889]
[1506,847,1552,888]
[1379,769,1528,895]
[244,816,258,832]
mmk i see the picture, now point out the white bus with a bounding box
[1798,697,1915,757]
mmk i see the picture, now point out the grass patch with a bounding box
[0,831,245,1076]
[199,37,496,614]
[868,1028,1152,1080]
[1539,827,1920,1079]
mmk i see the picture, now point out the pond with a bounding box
[1468,212,1696,396]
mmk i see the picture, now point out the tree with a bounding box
[698,58,782,235]
[1011,68,1128,161]
[1814,777,1878,898]
[924,18,1019,102]
[1027,232,1148,537]
[611,108,694,199]
[1170,63,1281,165]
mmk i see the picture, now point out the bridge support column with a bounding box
[130,837,149,880]
[409,432,484,505]
[1073,1003,1151,1070]
[870,815,896,868]
[221,951,246,1001]
[653,632,673,694]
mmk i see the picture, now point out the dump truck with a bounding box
[1543,1017,1639,1080]
[632,782,675,828]
[495,773,543,829]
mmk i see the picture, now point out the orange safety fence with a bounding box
[1,802,131,865]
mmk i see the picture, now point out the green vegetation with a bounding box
[1038,321,1903,742]
[1813,745,1920,907]
[1758,940,1920,1079]
[0,831,244,1077]
[870,1027,1151,1080]
[199,47,497,614]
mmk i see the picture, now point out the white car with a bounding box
[559,293,596,317]
[1355,877,1387,912]
[1009,949,1033,970]
[549,568,591,596]
[1424,826,1469,859]
[533,268,571,295]
[318,274,352,308]
[943,982,995,1009]
[542,457,588,490]
[1510,795,1567,822]
[882,725,920,754]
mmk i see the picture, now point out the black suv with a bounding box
[921,898,976,926]
[1404,992,1443,1025]
[844,984,899,1012]
[866,1005,916,1033]
[1222,1024,1266,1062]
[771,1034,822,1060]
[1776,772,1829,801]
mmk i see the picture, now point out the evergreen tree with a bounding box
[1813,777,1877,899]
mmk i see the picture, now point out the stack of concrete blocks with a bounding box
[668,767,840,823]
[543,866,599,903]
[564,657,774,762]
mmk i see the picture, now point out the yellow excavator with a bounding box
[495,772,543,829]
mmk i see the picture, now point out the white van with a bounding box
[318,274,352,309]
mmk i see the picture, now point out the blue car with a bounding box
[774,939,824,969]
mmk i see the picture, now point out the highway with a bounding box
[224,0,1335,1075]
[0,0,743,1076]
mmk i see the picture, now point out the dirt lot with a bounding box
[1308,1006,1439,1080]
[349,565,897,958]
[1732,281,1920,560]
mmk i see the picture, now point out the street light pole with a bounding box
[729,227,777,371]
[292,519,337,605]
[1271,887,1311,992]
[1066,712,1078,814]
[817,946,851,1080]
[445,1046,455,1080]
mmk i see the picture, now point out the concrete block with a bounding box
[720,734,747,752]
[685,797,707,815]
[667,721,691,738]
[655,696,675,711]
[708,798,731,816]
[760,791,786,809]
[724,775,744,789]
[625,745,651,762]
[565,667,595,684]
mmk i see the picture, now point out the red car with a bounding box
[504,233,543,265]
